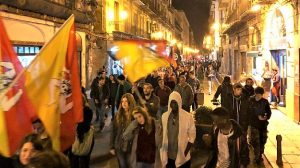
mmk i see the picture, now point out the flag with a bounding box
[0,16,36,156]
[115,40,169,83]
[24,15,82,151]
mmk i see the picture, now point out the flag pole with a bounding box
[0,15,75,102]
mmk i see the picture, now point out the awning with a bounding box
[246,51,262,57]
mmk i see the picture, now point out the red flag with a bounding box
[0,16,36,156]
[59,23,83,151]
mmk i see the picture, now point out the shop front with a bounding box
[262,1,296,119]
[1,12,88,87]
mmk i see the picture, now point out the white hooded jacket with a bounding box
[160,91,196,167]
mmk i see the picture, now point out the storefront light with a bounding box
[108,10,114,21]
[120,10,128,20]
[251,4,261,12]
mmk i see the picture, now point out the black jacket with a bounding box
[139,94,160,119]
[214,83,233,110]
[205,120,244,168]
[242,85,255,99]
[92,84,110,105]
[226,94,251,131]
[249,97,272,130]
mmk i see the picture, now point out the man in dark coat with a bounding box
[249,87,272,165]
[243,78,255,99]
[139,83,160,119]
[213,76,233,110]
[94,77,110,130]
[115,75,132,108]
[225,83,251,167]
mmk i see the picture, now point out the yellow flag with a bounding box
[25,15,75,151]
[115,40,169,82]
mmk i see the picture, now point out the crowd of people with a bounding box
[0,59,274,168]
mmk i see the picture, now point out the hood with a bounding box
[167,91,183,112]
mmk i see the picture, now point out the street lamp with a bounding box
[251,4,261,12]
[120,10,128,20]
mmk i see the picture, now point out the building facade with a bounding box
[211,0,300,123]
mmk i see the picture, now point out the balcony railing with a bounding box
[0,0,95,24]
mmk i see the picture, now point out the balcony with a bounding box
[0,0,95,24]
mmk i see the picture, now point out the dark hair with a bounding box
[211,107,230,119]
[223,76,231,84]
[179,75,186,79]
[233,83,243,89]
[117,74,125,80]
[99,77,106,81]
[246,78,253,82]
[77,107,93,143]
[143,83,153,89]
[19,134,44,152]
[195,106,213,124]
[27,150,70,168]
[255,86,264,94]
[157,77,164,82]
[32,119,42,124]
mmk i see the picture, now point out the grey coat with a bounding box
[123,120,162,168]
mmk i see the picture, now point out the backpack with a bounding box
[72,126,94,156]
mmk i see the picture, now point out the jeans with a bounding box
[250,127,268,161]
[182,105,190,112]
[96,103,105,129]
[137,162,154,168]
[166,159,191,168]
[116,150,131,168]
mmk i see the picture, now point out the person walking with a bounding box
[93,77,110,130]
[116,75,132,108]
[155,78,171,117]
[249,87,272,165]
[187,71,201,110]
[206,64,215,95]
[139,83,160,119]
[225,83,251,167]
[90,72,100,121]
[205,107,244,168]
[71,107,94,168]
[110,93,136,168]
[122,106,162,168]
[108,74,118,120]
[213,76,233,110]
[160,91,196,168]
[174,75,194,112]
[242,78,255,99]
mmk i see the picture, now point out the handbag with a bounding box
[72,126,94,156]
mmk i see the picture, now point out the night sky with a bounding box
[173,0,212,47]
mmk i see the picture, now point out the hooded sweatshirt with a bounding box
[160,92,196,167]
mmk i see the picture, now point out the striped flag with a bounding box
[0,16,36,157]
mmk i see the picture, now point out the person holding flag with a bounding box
[1,15,83,157]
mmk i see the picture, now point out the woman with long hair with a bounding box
[71,106,94,168]
[1,134,44,168]
[123,106,162,168]
[110,93,136,168]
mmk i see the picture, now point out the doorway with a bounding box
[270,50,287,107]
